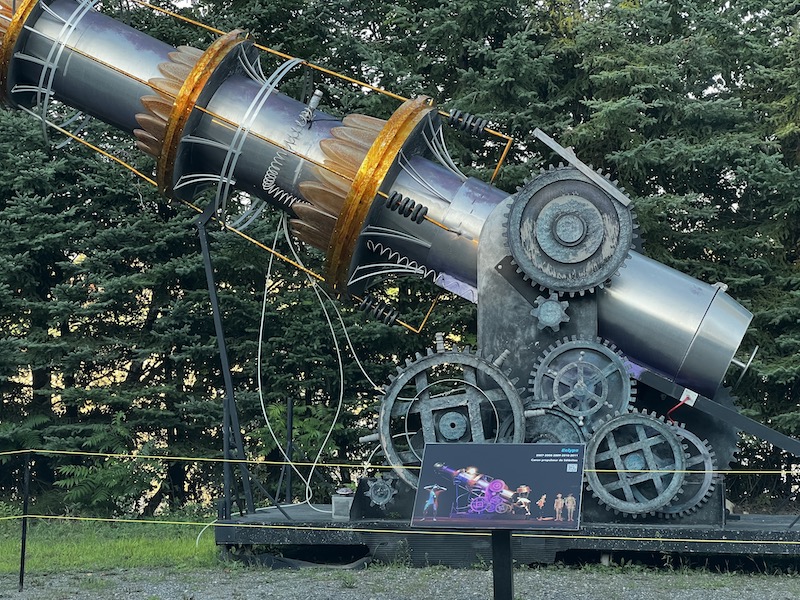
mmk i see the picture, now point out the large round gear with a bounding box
[506,166,635,295]
[530,337,635,429]
[379,346,526,488]
[657,427,718,518]
[585,411,687,517]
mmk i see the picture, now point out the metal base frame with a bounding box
[214,504,800,567]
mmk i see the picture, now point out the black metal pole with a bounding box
[196,215,256,514]
[195,206,291,521]
[18,452,31,592]
[491,530,514,600]
[285,395,293,502]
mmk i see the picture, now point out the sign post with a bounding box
[411,443,585,599]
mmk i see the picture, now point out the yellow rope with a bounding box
[2,449,797,476]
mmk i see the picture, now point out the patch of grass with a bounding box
[0,516,218,574]
[336,571,357,589]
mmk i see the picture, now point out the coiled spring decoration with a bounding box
[262,185,303,210]
[385,190,428,224]
[358,294,399,325]
[261,90,324,208]
[365,239,439,282]
[447,109,488,136]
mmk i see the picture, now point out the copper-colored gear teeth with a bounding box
[133,129,161,157]
[158,60,192,82]
[310,164,351,193]
[134,44,203,159]
[319,138,366,179]
[140,95,173,121]
[291,111,388,249]
[135,113,167,140]
[291,203,336,238]
[168,48,202,67]
[342,113,386,132]
[0,0,12,37]
[330,125,378,148]
[298,181,346,215]
[149,76,182,98]
[289,220,328,251]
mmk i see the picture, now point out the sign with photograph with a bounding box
[411,443,585,530]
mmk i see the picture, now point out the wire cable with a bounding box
[281,217,346,512]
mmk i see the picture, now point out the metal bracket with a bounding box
[533,128,631,208]
[494,254,540,307]
[632,362,800,458]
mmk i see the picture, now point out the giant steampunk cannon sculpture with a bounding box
[1,0,796,524]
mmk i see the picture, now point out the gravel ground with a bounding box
[3,564,800,600]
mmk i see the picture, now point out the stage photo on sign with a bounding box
[411,443,585,530]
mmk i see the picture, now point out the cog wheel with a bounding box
[500,408,585,445]
[531,337,635,429]
[657,427,718,518]
[364,473,399,508]
[585,411,687,517]
[506,166,636,295]
[470,496,488,513]
[530,293,570,331]
[634,385,740,472]
[495,502,512,515]
[379,345,526,488]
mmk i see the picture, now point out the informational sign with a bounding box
[411,443,585,530]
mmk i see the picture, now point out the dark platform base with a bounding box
[215,504,800,567]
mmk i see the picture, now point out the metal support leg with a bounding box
[196,213,254,516]
[195,206,292,521]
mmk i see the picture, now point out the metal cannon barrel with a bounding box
[0,0,752,398]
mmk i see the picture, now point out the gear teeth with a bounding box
[378,344,528,488]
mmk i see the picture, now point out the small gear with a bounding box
[495,502,512,515]
[585,410,687,517]
[378,341,526,488]
[506,166,636,295]
[530,293,570,331]
[364,473,399,508]
[470,496,488,513]
[530,337,635,430]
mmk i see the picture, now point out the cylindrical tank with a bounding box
[597,252,752,398]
